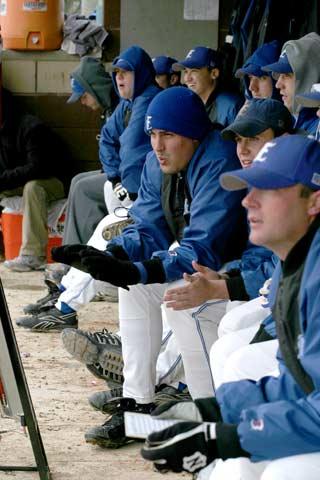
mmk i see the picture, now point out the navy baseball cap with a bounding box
[262,52,293,74]
[235,63,264,78]
[145,86,212,141]
[221,98,293,141]
[67,78,86,104]
[220,135,320,191]
[111,56,134,71]
[152,56,177,75]
[172,46,219,71]
[296,83,320,108]
[235,40,281,78]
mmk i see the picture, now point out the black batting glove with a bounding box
[51,244,90,271]
[151,400,203,422]
[79,246,140,289]
[151,397,222,423]
[141,421,218,474]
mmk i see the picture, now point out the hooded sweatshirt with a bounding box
[283,32,320,117]
[99,45,160,195]
[236,40,281,100]
[71,56,116,115]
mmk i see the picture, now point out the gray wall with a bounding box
[120,0,218,59]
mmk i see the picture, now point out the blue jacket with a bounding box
[225,242,278,300]
[295,107,320,137]
[209,91,244,127]
[216,226,320,462]
[99,45,160,194]
[109,130,247,283]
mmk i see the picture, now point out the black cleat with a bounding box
[16,307,78,332]
[23,280,60,315]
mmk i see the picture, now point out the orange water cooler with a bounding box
[0,0,64,50]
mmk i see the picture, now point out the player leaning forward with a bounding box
[52,86,247,446]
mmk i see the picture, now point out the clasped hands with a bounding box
[164,260,229,310]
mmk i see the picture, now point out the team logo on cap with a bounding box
[186,49,195,59]
[145,115,152,133]
[253,141,276,164]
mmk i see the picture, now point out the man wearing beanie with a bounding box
[52,86,247,447]
[163,98,294,393]
[172,46,243,127]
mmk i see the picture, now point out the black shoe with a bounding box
[84,411,131,448]
[88,386,123,414]
[154,385,192,404]
[84,398,155,448]
[88,385,191,415]
[23,280,60,315]
[16,307,78,332]
[61,328,123,384]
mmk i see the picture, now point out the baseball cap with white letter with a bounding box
[220,135,320,191]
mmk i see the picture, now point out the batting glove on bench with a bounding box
[151,397,222,423]
[141,421,217,473]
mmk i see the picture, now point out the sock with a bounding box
[60,302,75,314]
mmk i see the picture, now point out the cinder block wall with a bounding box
[1,50,106,174]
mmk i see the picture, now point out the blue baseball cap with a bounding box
[262,52,293,75]
[111,56,134,71]
[296,83,320,108]
[67,78,86,104]
[145,86,212,141]
[235,63,265,78]
[220,135,320,191]
[221,98,293,141]
[152,56,177,75]
[235,40,281,78]
[172,46,220,71]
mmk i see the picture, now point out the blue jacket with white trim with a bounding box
[108,129,247,283]
[216,223,320,462]
[99,45,160,194]
[209,91,244,127]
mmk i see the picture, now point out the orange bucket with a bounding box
[0,0,64,50]
[1,211,63,262]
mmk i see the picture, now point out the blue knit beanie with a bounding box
[145,86,212,140]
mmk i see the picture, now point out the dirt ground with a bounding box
[0,263,186,480]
